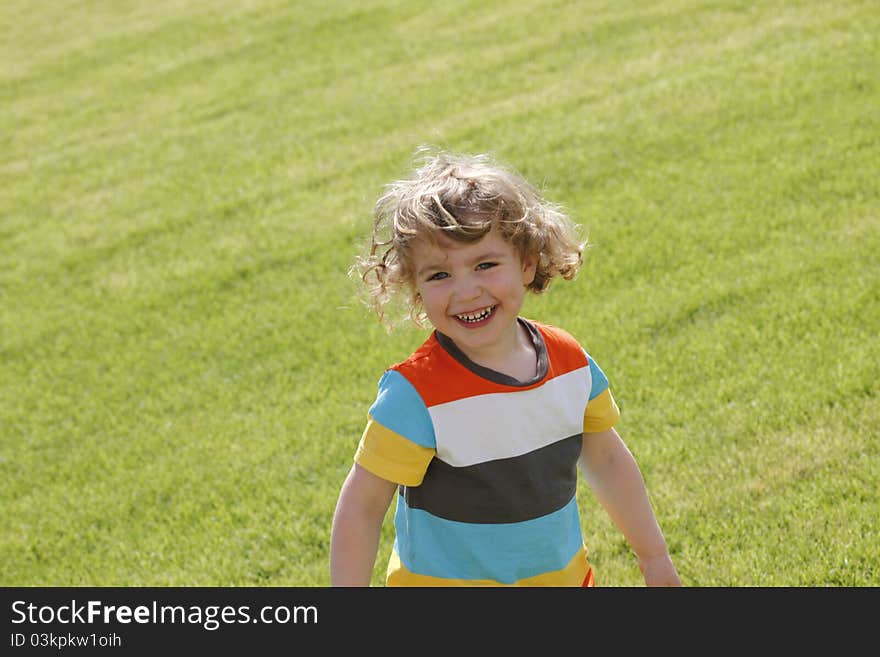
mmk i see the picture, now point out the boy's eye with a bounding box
[427,271,449,281]
[476,262,497,271]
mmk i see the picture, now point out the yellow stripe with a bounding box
[583,388,620,433]
[354,416,435,486]
[385,545,591,587]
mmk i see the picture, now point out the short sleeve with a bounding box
[583,353,621,433]
[354,370,436,486]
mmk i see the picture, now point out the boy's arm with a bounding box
[579,428,682,586]
[330,463,397,586]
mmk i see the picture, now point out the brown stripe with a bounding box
[401,434,582,523]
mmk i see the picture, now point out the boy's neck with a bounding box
[439,317,539,384]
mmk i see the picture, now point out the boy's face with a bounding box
[411,227,537,363]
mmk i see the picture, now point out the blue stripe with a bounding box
[393,496,583,584]
[369,370,435,448]
[585,352,610,400]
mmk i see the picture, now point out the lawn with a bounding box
[1,0,877,586]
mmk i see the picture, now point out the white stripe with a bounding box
[428,367,591,467]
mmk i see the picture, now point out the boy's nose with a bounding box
[452,274,481,301]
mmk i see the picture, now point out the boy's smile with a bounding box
[454,305,496,326]
[412,227,537,369]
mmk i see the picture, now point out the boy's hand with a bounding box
[638,553,682,587]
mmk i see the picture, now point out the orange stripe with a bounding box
[582,567,595,587]
[539,321,594,375]
[395,321,590,407]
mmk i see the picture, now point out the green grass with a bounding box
[1,0,877,586]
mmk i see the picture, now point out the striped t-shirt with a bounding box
[354,318,620,586]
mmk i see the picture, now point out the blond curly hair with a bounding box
[353,149,586,328]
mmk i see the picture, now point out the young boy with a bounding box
[330,150,681,586]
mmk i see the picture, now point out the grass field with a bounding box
[1,0,878,586]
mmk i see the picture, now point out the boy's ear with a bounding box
[521,252,538,286]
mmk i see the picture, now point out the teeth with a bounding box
[456,306,493,323]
